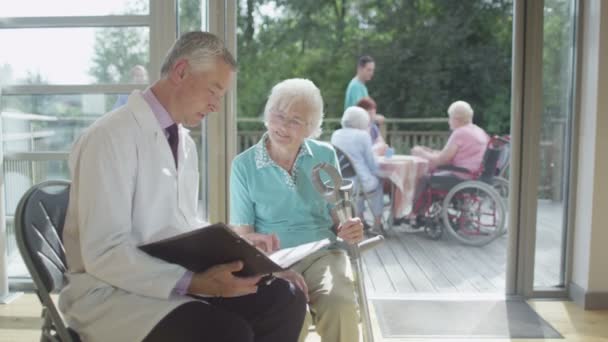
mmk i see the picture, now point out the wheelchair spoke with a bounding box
[442,181,506,246]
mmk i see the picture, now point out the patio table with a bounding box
[377,155,429,218]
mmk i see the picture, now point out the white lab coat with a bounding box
[59,91,206,342]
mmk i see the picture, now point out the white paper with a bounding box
[269,238,331,268]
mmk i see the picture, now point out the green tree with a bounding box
[236,0,513,135]
[89,27,148,84]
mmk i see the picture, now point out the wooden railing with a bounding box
[236,117,450,153]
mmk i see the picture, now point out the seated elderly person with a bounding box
[411,100,489,175]
[408,100,489,219]
[230,78,364,342]
[331,106,384,232]
[356,96,388,156]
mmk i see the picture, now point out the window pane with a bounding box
[0,27,149,85]
[1,94,136,152]
[534,0,576,289]
[0,0,148,17]
[178,0,204,33]
[236,0,514,299]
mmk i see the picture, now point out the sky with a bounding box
[0,0,282,85]
[0,0,147,85]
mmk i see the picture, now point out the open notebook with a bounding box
[269,238,331,268]
[140,223,331,276]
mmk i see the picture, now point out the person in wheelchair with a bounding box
[331,106,385,232]
[230,78,364,342]
[408,100,490,221]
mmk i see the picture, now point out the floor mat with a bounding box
[372,298,563,339]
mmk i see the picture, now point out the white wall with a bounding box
[571,0,608,306]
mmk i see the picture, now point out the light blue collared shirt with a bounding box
[230,134,340,248]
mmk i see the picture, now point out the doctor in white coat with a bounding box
[58,31,306,342]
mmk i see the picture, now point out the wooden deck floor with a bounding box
[362,200,565,296]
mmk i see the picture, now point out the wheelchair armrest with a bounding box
[357,235,385,254]
[435,165,471,174]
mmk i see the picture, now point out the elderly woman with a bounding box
[331,106,384,232]
[407,100,489,222]
[230,78,364,342]
[356,96,388,156]
[411,100,489,175]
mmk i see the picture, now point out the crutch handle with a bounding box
[357,235,385,253]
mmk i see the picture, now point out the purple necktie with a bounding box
[167,124,178,168]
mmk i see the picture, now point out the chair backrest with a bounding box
[494,136,511,176]
[14,180,78,341]
[333,145,357,179]
[478,136,509,182]
[15,180,70,292]
[479,147,501,181]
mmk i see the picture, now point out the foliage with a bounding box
[85,0,575,138]
[236,0,514,135]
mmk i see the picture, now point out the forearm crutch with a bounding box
[312,162,384,342]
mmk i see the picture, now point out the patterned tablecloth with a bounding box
[377,155,429,218]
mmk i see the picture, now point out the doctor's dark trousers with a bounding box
[143,278,307,342]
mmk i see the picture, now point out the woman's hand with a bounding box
[373,142,388,156]
[275,270,309,302]
[242,232,280,254]
[188,261,263,297]
[337,217,364,245]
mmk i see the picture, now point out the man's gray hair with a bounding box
[263,78,324,138]
[160,31,237,77]
[341,106,370,130]
[447,100,474,123]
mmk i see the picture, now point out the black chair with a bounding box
[14,180,81,342]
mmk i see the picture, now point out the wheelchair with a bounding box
[407,135,510,246]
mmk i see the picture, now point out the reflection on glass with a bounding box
[1,94,124,152]
[0,27,149,85]
[0,0,148,17]
[534,0,576,289]
[178,0,204,33]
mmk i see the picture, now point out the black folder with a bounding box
[139,223,284,277]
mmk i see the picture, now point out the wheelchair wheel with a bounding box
[423,201,443,240]
[441,181,506,246]
[492,176,509,235]
[492,177,509,203]
[424,223,443,240]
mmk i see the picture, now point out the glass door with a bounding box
[533,0,578,290]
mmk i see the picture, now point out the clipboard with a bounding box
[139,223,285,277]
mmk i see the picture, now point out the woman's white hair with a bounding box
[447,100,474,124]
[341,106,370,130]
[160,31,237,76]
[263,78,324,138]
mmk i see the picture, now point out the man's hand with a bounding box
[337,217,364,245]
[275,270,309,302]
[242,232,280,254]
[188,261,263,297]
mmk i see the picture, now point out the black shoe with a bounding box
[393,217,407,226]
